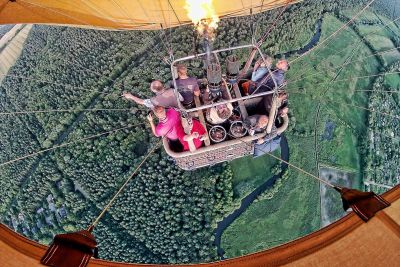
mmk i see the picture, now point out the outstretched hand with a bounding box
[122,92,134,100]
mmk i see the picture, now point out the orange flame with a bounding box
[184,0,220,36]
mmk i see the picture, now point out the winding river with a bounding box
[275,18,322,59]
[213,17,324,258]
[214,136,289,258]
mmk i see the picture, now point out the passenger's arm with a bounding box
[122,92,145,105]
[194,81,200,94]
[147,114,157,136]
[193,82,201,97]
[202,87,211,104]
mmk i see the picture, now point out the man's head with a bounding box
[177,64,188,78]
[150,80,164,93]
[257,115,269,128]
[153,106,166,120]
[276,59,289,72]
[216,104,231,120]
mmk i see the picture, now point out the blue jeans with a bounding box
[253,136,281,157]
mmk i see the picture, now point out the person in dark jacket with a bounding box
[171,64,200,108]
[248,59,289,95]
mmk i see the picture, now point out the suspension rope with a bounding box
[287,15,361,79]
[0,108,134,116]
[167,0,175,56]
[249,1,256,44]
[354,89,400,93]
[82,0,122,29]
[289,88,400,95]
[0,74,111,96]
[256,0,291,47]
[140,0,174,59]
[7,37,121,98]
[108,0,169,58]
[160,24,174,58]
[238,0,291,79]
[0,123,145,168]
[262,146,335,188]
[88,138,163,230]
[252,0,268,43]
[18,0,163,85]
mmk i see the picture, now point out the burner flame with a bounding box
[184,0,220,37]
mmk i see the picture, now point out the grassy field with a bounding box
[229,150,280,200]
[384,72,400,88]
[287,14,380,175]
[222,136,320,257]
[221,10,390,257]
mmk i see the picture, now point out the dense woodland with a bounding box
[0,0,398,264]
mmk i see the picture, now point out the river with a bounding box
[214,17,324,258]
[275,18,322,59]
[214,135,289,258]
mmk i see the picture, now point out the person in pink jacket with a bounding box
[147,106,183,141]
